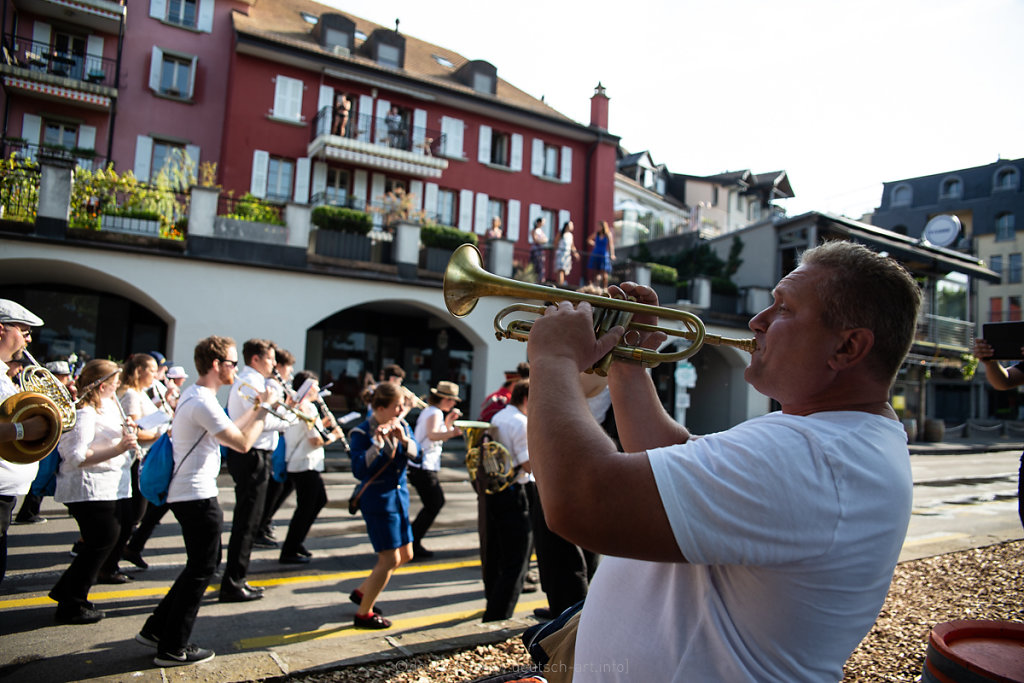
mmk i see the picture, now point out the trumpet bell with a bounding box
[0,391,63,464]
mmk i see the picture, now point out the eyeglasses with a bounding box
[219,359,238,368]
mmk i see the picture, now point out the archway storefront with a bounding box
[0,283,168,365]
[305,301,474,416]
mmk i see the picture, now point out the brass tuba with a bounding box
[0,349,76,464]
[444,244,755,375]
[456,419,517,495]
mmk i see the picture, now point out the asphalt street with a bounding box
[1,440,1021,683]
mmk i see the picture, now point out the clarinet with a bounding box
[313,395,349,452]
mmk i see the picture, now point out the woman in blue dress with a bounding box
[587,220,616,289]
[347,382,419,629]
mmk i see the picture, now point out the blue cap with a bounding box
[148,351,169,367]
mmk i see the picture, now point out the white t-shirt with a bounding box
[0,362,38,495]
[489,404,531,485]
[166,384,234,503]
[573,411,912,683]
[226,366,290,451]
[55,400,132,504]
[412,405,445,471]
[284,406,325,473]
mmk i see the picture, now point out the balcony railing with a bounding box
[2,140,108,171]
[311,107,447,157]
[915,313,974,352]
[3,35,118,88]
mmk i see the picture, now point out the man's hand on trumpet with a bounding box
[609,282,669,351]
[529,299,625,373]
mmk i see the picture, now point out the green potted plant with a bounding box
[650,262,678,305]
[310,204,374,261]
[420,222,478,272]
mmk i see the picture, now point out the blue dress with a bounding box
[588,232,611,272]
[349,418,418,552]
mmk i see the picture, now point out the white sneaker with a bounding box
[154,644,215,667]
[135,630,159,648]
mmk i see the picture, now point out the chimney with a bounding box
[590,82,609,129]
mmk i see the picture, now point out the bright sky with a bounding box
[324,0,1024,219]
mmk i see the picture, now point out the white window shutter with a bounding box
[196,0,214,32]
[77,126,96,151]
[273,75,302,120]
[558,209,570,233]
[528,203,541,241]
[133,135,153,180]
[311,161,327,201]
[149,46,163,91]
[560,146,572,182]
[250,150,269,198]
[85,36,104,76]
[149,0,166,20]
[478,125,492,164]
[412,109,427,154]
[507,199,521,241]
[293,157,311,203]
[510,134,523,171]
[357,95,373,142]
[375,99,390,145]
[22,114,41,145]
[458,189,474,232]
[317,85,333,135]
[352,169,368,206]
[424,182,439,220]
[187,56,198,98]
[474,192,489,234]
[439,117,452,156]
[370,173,386,226]
[531,139,544,176]
[450,118,464,158]
[32,21,51,49]
[409,180,424,210]
[185,144,200,177]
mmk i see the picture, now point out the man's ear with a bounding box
[829,328,874,370]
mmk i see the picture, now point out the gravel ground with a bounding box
[283,540,1023,683]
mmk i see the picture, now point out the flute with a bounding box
[111,394,143,462]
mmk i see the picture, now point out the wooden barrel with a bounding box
[921,620,1024,683]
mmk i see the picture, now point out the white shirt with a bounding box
[227,365,290,451]
[412,405,445,471]
[54,399,132,503]
[0,361,38,495]
[488,404,531,485]
[120,387,168,453]
[284,405,325,473]
[167,384,235,503]
[573,411,912,682]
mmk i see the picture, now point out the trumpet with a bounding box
[444,244,756,375]
[237,380,316,426]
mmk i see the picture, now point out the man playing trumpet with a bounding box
[526,241,922,681]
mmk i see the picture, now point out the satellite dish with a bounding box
[923,215,961,248]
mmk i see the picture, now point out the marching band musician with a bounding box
[221,339,292,603]
[49,359,139,623]
[481,379,533,622]
[255,346,297,548]
[0,300,49,585]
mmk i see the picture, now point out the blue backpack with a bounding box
[138,432,175,506]
[271,436,288,483]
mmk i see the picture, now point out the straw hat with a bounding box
[430,381,461,401]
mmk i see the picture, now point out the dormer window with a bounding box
[363,29,405,69]
[454,60,497,95]
[994,166,1020,192]
[316,14,355,55]
[378,43,400,68]
[892,183,912,207]
[940,176,962,199]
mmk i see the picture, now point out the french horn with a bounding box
[455,420,518,495]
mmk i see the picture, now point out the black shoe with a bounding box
[219,586,263,603]
[13,515,46,525]
[135,630,160,649]
[69,540,84,558]
[353,612,391,629]
[521,581,539,594]
[533,607,556,620]
[122,548,149,569]
[252,535,278,549]
[154,643,215,667]
[56,607,105,625]
[279,553,311,564]
[297,545,312,558]
[98,571,133,584]
[412,545,434,560]
[348,590,384,615]
[243,582,265,594]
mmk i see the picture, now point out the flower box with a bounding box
[100,214,160,236]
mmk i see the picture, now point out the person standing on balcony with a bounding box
[972,336,1024,530]
[386,106,406,149]
[554,220,580,287]
[530,217,549,283]
[332,93,352,137]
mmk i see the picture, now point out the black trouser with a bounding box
[0,494,15,584]
[526,482,598,614]
[481,483,532,621]
[126,501,170,554]
[408,467,445,547]
[222,448,270,593]
[144,497,222,653]
[100,497,134,575]
[14,492,42,522]
[50,500,120,612]
[259,476,294,538]
[281,471,326,555]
